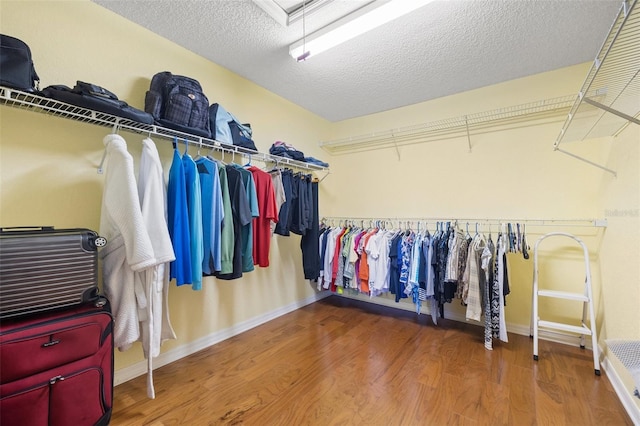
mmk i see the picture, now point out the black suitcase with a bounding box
[0,298,114,426]
[0,227,106,319]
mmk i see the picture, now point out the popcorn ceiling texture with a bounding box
[93,0,620,122]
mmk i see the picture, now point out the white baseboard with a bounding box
[114,291,331,386]
[335,292,596,348]
[602,355,640,425]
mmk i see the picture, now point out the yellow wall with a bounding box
[1,0,638,410]
[598,122,640,410]
[320,64,609,332]
[0,0,330,372]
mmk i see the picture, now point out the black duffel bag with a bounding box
[41,81,154,124]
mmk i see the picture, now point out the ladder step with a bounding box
[538,320,592,335]
[537,289,589,302]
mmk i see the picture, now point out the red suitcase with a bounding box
[0,299,114,426]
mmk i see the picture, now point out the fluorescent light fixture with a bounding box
[289,0,435,61]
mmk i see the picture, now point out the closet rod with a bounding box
[321,216,608,228]
[0,86,328,174]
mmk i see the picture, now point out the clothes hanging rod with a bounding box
[0,86,329,173]
[321,216,608,228]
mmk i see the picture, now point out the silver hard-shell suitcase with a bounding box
[0,227,106,319]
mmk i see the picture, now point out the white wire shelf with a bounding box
[318,95,577,156]
[0,86,329,173]
[555,0,640,148]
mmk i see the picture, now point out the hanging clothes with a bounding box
[136,137,177,399]
[99,134,156,350]
[217,165,234,275]
[351,229,366,291]
[481,239,494,350]
[463,233,484,322]
[388,232,403,301]
[234,165,259,272]
[492,233,509,342]
[167,146,192,286]
[269,169,286,234]
[358,229,377,294]
[215,166,252,280]
[369,230,394,297]
[182,152,203,290]
[331,227,349,291]
[248,166,279,268]
[322,227,341,289]
[455,235,472,300]
[196,157,224,274]
[274,169,293,236]
[301,180,320,280]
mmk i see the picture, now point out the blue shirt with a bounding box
[196,157,224,274]
[167,149,192,286]
[183,154,203,290]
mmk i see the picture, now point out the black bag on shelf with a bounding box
[0,34,40,92]
[41,81,154,124]
[145,71,211,138]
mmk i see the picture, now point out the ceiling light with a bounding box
[289,0,436,61]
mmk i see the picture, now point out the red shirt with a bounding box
[248,167,278,267]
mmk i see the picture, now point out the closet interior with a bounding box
[1,0,639,422]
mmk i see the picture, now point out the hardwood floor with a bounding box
[111,296,632,425]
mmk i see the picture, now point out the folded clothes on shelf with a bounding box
[304,157,329,168]
[269,141,329,167]
[269,141,305,161]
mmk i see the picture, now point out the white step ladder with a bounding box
[530,232,600,375]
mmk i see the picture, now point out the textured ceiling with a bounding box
[92,0,621,122]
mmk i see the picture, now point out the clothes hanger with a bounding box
[194,139,203,161]
[97,125,119,174]
[214,149,227,165]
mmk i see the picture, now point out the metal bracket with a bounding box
[318,169,331,183]
[583,97,640,125]
[555,147,617,177]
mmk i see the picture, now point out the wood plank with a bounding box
[111,296,633,425]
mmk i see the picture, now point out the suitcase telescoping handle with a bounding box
[0,226,55,232]
[0,226,107,249]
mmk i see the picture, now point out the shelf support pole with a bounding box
[391,131,401,160]
[465,116,472,153]
[582,97,640,125]
[555,147,617,177]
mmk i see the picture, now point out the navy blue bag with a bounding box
[145,72,211,137]
[0,34,40,92]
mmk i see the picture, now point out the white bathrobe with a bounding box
[99,134,157,351]
[137,138,177,398]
